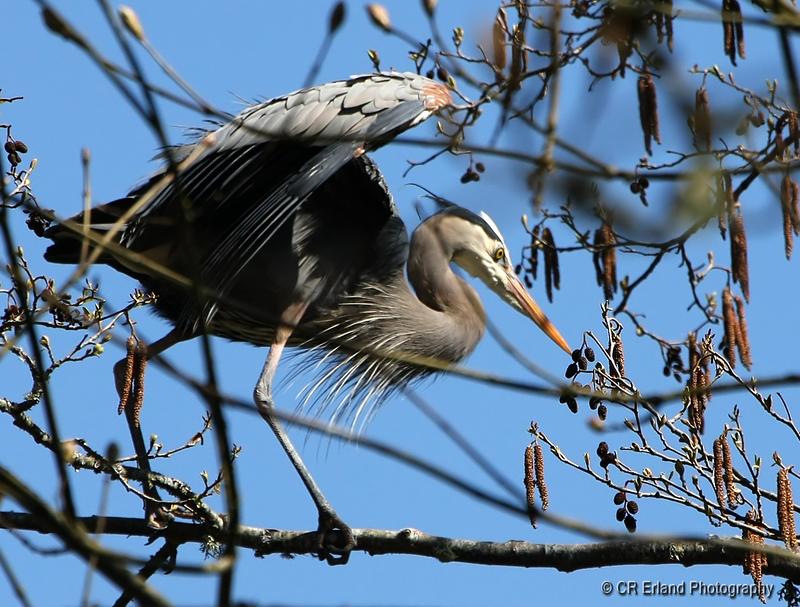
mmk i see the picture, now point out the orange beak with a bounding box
[506,271,571,354]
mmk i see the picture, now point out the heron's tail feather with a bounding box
[43,197,134,265]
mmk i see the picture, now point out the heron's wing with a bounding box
[124,72,449,241]
[122,72,451,330]
[209,71,451,152]
[201,95,443,283]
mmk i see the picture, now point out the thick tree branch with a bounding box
[3,511,800,579]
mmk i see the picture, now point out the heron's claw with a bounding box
[316,510,354,566]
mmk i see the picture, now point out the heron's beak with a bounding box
[505,270,571,354]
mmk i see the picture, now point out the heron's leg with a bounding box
[114,329,185,527]
[254,303,354,565]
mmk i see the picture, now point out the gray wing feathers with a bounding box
[195,141,360,328]
[316,110,368,140]
[210,72,439,152]
[318,82,348,103]
[297,101,341,138]
[201,98,431,302]
[342,81,381,109]
[127,71,450,329]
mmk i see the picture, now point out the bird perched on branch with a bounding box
[44,71,569,563]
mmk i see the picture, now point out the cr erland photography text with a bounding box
[601,580,774,600]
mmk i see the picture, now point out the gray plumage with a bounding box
[44,71,569,430]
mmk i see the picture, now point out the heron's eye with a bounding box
[494,248,505,262]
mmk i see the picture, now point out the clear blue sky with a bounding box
[3,1,799,605]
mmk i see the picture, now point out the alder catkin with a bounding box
[742,508,767,602]
[594,220,617,301]
[688,332,699,370]
[722,0,744,65]
[492,11,507,71]
[525,443,537,527]
[132,341,147,428]
[117,335,137,415]
[655,7,664,44]
[776,114,787,160]
[790,111,800,157]
[722,286,739,368]
[721,434,738,508]
[665,0,674,51]
[728,202,750,302]
[713,436,727,508]
[782,175,795,260]
[541,228,559,303]
[509,23,525,94]
[694,87,712,151]
[777,467,797,551]
[611,330,625,378]
[637,74,660,155]
[533,443,549,511]
[722,9,734,64]
[733,295,752,370]
[732,0,745,59]
[687,332,708,434]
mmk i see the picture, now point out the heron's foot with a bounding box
[315,509,354,566]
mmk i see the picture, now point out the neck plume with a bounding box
[295,216,486,429]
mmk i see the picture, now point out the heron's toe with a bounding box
[316,511,354,566]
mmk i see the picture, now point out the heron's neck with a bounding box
[406,220,486,326]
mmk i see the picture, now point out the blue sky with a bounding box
[2,1,799,605]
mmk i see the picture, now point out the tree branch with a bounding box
[3,511,800,579]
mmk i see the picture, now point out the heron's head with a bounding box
[438,207,571,354]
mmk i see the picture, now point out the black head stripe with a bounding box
[436,206,503,243]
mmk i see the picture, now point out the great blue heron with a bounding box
[44,72,570,563]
